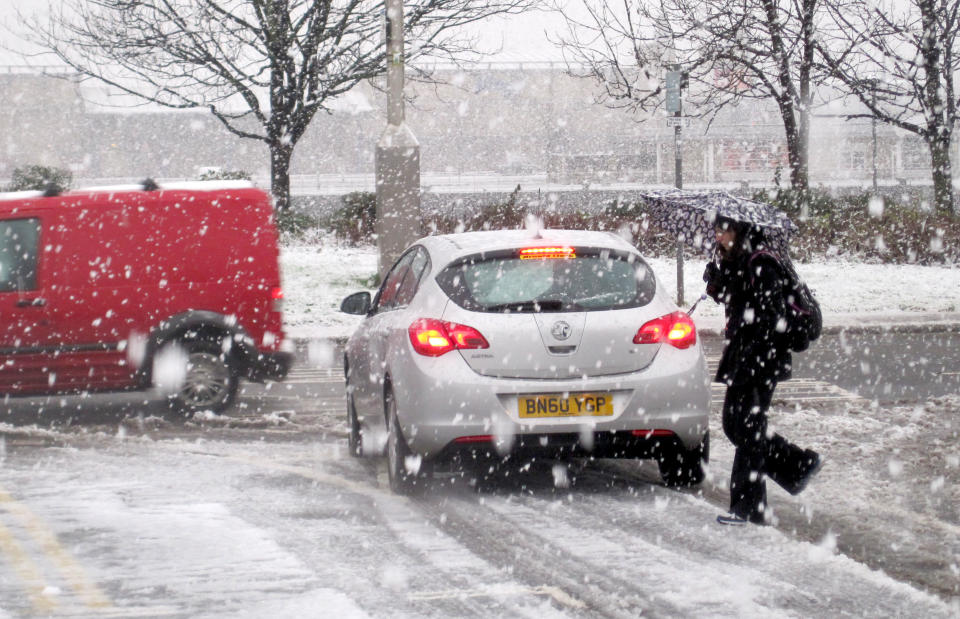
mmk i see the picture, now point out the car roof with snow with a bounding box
[416,229,638,265]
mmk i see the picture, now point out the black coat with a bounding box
[705,251,793,387]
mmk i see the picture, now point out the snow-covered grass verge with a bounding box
[281,236,960,340]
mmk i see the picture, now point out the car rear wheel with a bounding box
[385,387,430,494]
[657,432,709,487]
[168,340,238,416]
[347,395,363,457]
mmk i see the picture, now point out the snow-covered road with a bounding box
[0,237,957,616]
[0,392,956,617]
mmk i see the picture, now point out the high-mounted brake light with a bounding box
[270,287,284,312]
[519,246,576,260]
[633,312,697,349]
[409,318,490,357]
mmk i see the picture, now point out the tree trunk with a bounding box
[270,142,293,212]
[795,107,811,194]
[780,98,810,216]
[928,132,955,214]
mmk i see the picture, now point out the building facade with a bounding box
[0,65,951,191]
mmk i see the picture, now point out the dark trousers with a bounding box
[721,381,812,521]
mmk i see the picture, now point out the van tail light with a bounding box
[633,312,697,349]
[271,287,284,312]
[409,318,489,357]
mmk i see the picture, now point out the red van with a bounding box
[0,180,292,414]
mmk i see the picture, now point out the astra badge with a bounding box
[551,320,572,341]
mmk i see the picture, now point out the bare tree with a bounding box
[551,0,831,206]
[817,0,959,214]
[21,0,534,210]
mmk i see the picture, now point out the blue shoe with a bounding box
[716,514,748,526]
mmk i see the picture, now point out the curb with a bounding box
[696,321,960,340]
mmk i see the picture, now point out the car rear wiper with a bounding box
[483,298,582,313]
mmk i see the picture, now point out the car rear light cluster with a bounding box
[409,318,490,357]
[633,312,697,349]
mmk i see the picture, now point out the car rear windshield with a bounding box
[436,247,657,312]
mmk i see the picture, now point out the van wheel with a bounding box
[169,341,238,415]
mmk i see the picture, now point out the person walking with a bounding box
[704,216,823,525]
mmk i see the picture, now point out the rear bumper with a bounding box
[388,343,711,458]
[245,350,293,381]
[431,429,691,465]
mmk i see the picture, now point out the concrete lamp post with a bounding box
[375,0,421,279]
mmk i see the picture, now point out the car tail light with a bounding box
[409,318,490,357]
[631,429,676,438]
[454,435,494,443]
[271,287,284,312]
[633,312,697,349]
[519,246,575,260]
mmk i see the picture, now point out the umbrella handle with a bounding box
[687,293,708,317]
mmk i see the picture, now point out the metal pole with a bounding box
[675,108,685,307]
[375,0,421,278]
[871,90,878,193]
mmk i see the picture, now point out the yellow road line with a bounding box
[0,516,57,613]
[0,486,113,610]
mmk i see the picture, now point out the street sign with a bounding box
[665,70,683,113]
[665,71,683,91]
[665,116,690,127]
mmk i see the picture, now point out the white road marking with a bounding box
[409,584,586,609]
[157,442,587,612]
[706,357,867,406]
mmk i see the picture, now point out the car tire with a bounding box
[347,394,363,457]
[385,387,429,495]
[657,432,709,487]
[167,338,238,416]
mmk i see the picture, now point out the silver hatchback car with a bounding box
[340,230,710,494]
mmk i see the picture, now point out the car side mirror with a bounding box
[340,291,372,315]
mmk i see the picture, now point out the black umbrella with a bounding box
[638,190,798,258]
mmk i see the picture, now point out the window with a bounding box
[0,218,40,292]
[848,150,867,171]
[902,138,928,170]
[374,246,430,312]
[393,247,430,307]
[436,248,656,313]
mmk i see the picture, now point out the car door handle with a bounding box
[16,298,47,307]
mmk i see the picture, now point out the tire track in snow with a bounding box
[416,484,685,618]
[159,441,580,617]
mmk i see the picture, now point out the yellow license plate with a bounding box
[518,393,614,418]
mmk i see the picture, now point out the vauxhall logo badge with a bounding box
[551,320,572,341]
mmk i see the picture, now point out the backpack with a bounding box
[749,251,822,352]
